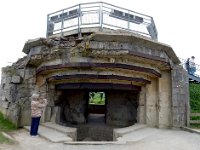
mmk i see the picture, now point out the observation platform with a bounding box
[46,2,158,40]
[180,58,200,83]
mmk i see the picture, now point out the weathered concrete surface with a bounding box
[171,65,189,127]
[0,31,189,129]
[145,79,158,127]
[1,128,200,150]
[158,71,172,128]
[106,91,138,127]
[61,91,87,124]
[137,87,146,124]
[113,124,147,141]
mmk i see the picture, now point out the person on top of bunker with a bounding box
[186,56,196,75]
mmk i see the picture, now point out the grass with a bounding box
[0,132,15,144]
[0,111,17,144]
[189,83,200,128]
[190,83,200,113]
[190,124,200,129]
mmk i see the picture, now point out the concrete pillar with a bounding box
[171,65,189,127]
[51,106,61,123]
[158,71,172,128]
[145,78,158,127]
[137,87,146,124]
[38,78,53,123]
[62,90,87,124]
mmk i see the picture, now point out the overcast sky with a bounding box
[0,0,199,75]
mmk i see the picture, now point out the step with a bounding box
[181,126,200,135]
[41,122,77,140]
[116,127,159,142]
[24,125,73,143]
[113,123,147,140]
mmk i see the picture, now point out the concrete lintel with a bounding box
[56,83,141,91]
[36,63,161,78]
[48,74,151,85]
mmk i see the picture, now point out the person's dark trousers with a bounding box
[30,117,41,136]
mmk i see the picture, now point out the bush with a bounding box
[190,83,200,113]
[89,92,105,105]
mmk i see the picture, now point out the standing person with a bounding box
[185,58,190,73]
[30,93,47,136]
[189,56,196,75]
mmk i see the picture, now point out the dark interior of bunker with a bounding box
[54,87,139,141]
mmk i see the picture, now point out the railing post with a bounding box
[128,11,130,31]
[99,2,103,31]
[61,10,64,37]
[46,14,49,38]
[78,4,82,38]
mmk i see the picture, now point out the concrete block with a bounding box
[0,101,9,108]
[18,69,25,78]
[137,105,145,124]
[45,106,52,122]
[19,109,31,126]
[29,46,43,55]
[0,96,6,101]
[0,107,7,115]
[51,106,61,123]
[11,76,22,84]
[146,105,158,127]
[158,106,172,128]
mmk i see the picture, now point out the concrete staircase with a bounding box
[24,122,76,143]
[24,122,149,143]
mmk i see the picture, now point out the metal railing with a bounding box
[190,113,200,124]
[46,2,158,40]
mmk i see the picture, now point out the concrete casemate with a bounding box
[0,30,189,130]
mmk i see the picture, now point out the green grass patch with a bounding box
[0,112,17,132]
[189,83,200,128]
[0,132,15,144]
[190,124,200,128]
[0,111,16,144]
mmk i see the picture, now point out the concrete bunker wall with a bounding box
[106,91,138,127]
[0,32,189,129]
